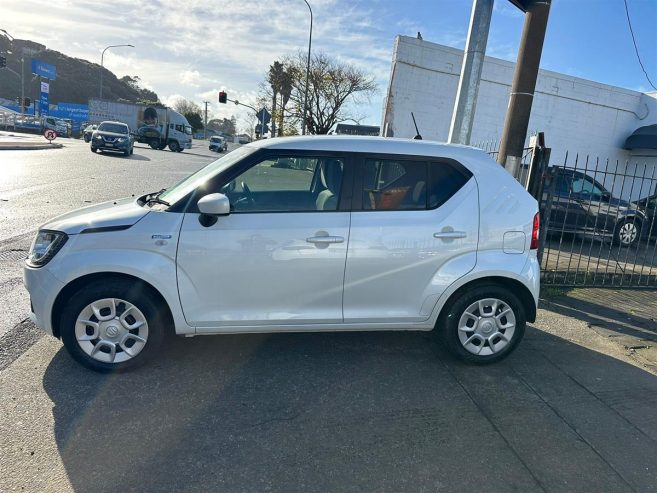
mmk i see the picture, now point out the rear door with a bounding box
[343,155,477,323]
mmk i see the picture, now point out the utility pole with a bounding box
[448,0,493,145]
[203,101,209,140]
[497,0,552,177]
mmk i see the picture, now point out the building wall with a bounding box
[382,36,657,199]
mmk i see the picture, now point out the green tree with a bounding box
[185,112,204,132]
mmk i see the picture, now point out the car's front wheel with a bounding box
[59,279,167,372]
[439,285,526,364]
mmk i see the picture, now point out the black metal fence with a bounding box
[477,139,657,288]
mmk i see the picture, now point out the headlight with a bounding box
[117,137,126,143]
[27,230,68,268]
[94,134,103,140]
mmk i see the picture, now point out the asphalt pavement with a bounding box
[1,139,657,492]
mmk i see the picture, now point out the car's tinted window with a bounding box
[571,176,604,195]
[225,155,343,213]
[361,158,470,211]
[363,159,427,210]
[429,162,471,208]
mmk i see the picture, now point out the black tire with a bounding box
[614,218,641,247]
[149,139,159,149]
[123,149,130,157]
[84,135,90,143]
[130,147,134,155]
[168,141,180,152]
[438,285,526,365]
[90,146,97,153]
[59,279,168,372]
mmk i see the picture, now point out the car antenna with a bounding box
[411,112,422,140]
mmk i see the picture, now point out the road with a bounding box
[0,138,218,339]
[2,139,657,492]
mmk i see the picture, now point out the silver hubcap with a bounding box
[75,298,149,364]
[618,223,638,245]
[458,298,516,356]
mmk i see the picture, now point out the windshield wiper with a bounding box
[145,188,170,207]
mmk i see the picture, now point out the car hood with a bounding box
[41,197,149,235]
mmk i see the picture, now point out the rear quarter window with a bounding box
[429,162,472,209]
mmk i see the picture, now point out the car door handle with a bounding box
[306,236,344,244]
[433,231,467,239]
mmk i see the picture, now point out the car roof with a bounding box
[99,121,128,126]
[244,135,489,161]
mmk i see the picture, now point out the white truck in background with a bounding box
[88,99,192,152]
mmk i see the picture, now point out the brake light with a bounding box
[531,213,540,250]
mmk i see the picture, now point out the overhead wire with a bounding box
[623,0,657,91]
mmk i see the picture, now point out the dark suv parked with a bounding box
[544,167,645,246]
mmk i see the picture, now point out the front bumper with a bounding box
[92,139,130,151]
[23,264,66,336]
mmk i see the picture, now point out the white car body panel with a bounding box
[177,211,350,328]
[344,179,479,323]
[23,136,539,342]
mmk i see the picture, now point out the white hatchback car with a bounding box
[24,136,540,372]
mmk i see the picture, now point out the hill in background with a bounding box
[0,36,159,106]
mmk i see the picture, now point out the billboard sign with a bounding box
[31,59,57,80]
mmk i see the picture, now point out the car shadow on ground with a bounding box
[95,151,151,161]
[42,327,657,492]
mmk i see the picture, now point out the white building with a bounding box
[381,36,657,199]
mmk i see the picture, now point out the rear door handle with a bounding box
[433,231,467,239]
[306,236,344,244]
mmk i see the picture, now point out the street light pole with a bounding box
[0,29,25,115]
[100,44,134,100]
[301,0,313,135]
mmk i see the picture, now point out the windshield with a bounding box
[159,146,255,205]
[98,122,128,134]
[184,125,192,135]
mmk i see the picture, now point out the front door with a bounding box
[176,152,352,329]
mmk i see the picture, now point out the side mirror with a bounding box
[198,193,230,216]
[601,191,611,202]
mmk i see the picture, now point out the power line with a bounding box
[623,0,657,91]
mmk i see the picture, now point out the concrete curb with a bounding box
[0,142,64,150]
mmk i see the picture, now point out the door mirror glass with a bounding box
[198,193,230,216]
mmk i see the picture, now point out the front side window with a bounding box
[571,176,604,195]
[223,155,343,213]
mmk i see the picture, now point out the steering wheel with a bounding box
[236,181,255,208]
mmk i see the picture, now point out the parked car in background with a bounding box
[23,136,540,372]
[90,121,134,156]
[543,167,645,246]
[82,124,97,143]
[632,192,657,236]
[209,136,227,152]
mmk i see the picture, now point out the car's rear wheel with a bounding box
[615,219,641,246]
[60,279,167,372]
[149,139,159,149]
[439,285,526,364]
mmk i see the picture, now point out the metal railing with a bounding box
[476,138,657,288]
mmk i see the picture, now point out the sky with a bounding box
[2,0,656,133]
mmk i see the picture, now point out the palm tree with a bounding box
[268,61,285,137]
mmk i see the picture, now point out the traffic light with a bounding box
[23,97,31,107]
[218,91,227,104]
[0,56,6,68]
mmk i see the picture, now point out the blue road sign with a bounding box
[31,59,57,80]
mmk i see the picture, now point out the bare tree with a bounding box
[171,97,202,116]
[260,52,376,135]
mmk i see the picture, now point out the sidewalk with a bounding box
[541,287,657,373]
[0,130,63,150]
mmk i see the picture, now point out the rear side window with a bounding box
[361,158,471,211]
[428,162,471,208]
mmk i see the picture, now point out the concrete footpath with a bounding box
[1,287,657,492]
[0,130,63,150]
